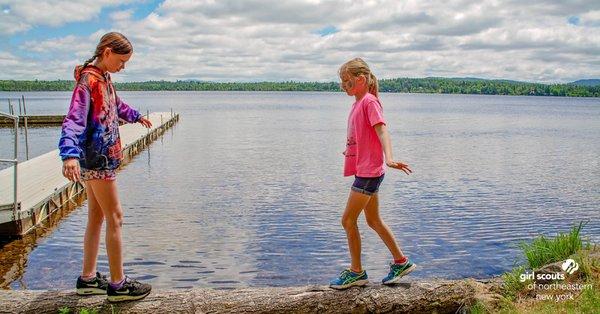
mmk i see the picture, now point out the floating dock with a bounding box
[0,96,68,127]
[0,112,179,237]
[0,115,66,127]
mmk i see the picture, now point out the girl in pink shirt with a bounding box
[330,58,416,289]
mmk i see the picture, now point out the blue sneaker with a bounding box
[329,269,369,290]
[382,259,416,285]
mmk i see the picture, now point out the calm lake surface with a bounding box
[0,91,599,289]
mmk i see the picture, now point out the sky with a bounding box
[0,0,599,83]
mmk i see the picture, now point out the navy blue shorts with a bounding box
[351,174,385,195]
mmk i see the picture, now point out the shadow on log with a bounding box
[0,278,502,314]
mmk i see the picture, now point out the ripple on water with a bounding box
[1,92,598,289]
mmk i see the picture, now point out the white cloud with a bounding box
[110,9,134,23]
[21,35,93,54]
[580,10,600,27]
[0,0,137,35]
[0,51,79,79]
[2,0,600,83]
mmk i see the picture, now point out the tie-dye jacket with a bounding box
[58,65,141,170]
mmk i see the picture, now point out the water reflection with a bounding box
[0,91,598,289]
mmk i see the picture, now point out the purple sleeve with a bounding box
[58,84,90,160]
[366,99,386,127]
[116,96,141,123]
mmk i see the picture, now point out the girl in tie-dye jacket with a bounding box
[59,64,142,180]
[59,32,153,302]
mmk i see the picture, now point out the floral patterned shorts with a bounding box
[81,168,116,181]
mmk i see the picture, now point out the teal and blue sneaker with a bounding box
[329,269,369,290]
[382,259,416,285]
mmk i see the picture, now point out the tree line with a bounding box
[1,78,598,97]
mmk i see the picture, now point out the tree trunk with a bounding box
[0,278,501,314]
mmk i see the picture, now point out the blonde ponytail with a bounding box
[368,72,379,99]
[339,58,379,99]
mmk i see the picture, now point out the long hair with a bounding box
[339,58,379,99]
[74,32,133,80]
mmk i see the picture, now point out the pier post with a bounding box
[22,96,29,160]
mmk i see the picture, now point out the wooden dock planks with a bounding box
[0,112,179,236]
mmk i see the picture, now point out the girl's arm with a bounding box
[116,96,152,128]
[374,123,412,175]
[116,96,141,123]
[59,84,90,160]
[58,84,90,181]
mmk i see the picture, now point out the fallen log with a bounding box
[0,278,501,314]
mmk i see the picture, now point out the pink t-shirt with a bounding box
[343,93,386,177]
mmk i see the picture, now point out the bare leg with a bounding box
[82,181,105,278]
[341,190,372,272]
[86,179,125,283]
[363,193,405,261]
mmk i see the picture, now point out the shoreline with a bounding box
[2,250,598,313]
[1,90,599,100]
[1,77,599,97]
[2,229,597,313]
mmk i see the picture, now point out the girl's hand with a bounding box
[138,117,152,128]
[386,160,412,175]
[62,158,81,182]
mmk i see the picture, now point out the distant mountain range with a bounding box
[570,79,600,86]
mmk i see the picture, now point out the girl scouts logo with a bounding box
[561,259,579,275]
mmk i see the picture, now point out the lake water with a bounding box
[0,91,599,290]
